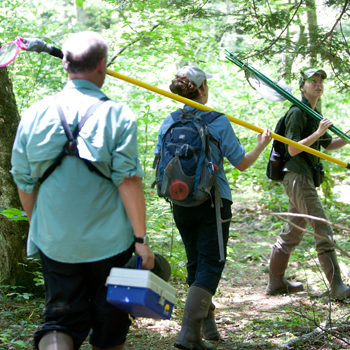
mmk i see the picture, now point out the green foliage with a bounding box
[76,0,85,7]
[0,208,27,221]
[0,294,44,350]
[0,285,33,301]
[2,0,350,288]
[1,1,350,349]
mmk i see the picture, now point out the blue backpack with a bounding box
[152,108,223,207]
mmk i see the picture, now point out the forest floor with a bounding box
[1,186,350,350]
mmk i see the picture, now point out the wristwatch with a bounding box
[134,235,150,245]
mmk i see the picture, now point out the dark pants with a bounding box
[34,246,134,350]
[173,198,232,294]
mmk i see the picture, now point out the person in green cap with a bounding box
[267,68,350,300]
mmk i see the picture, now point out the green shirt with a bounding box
[11,80,144,263]
[284,97,332,179]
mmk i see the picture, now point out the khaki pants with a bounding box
[275,172,334,254]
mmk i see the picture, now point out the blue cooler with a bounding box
[106,268,177,319]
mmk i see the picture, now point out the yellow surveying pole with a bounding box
[106,69,350,170]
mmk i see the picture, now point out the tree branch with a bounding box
[270,212,350,233]
[307,0,349,55]
[187,0,209,20]
[340,19,350,58]
[107,22,164,68]
[245,0,304,59]
[278,320,350,348]
[335,215,350,225]
[270,213,350,258]
[251,0,259,20]
[329,56,350,90]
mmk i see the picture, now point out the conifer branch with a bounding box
[107,22,164,67]
[245,0,304,59]
[307,0,349,55]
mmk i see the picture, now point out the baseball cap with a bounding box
[176,65,213,88]
[124,253,172,282]
[299,68,327,87]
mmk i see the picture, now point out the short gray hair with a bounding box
[62,31,108,73]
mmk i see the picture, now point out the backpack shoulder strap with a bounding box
[300,108,319,167]
[170,108,203,123]
[287,104,312,138]
[277,104,306,135]
[170,108,185,123]
[301,111,313,139]
[286,104,317,167]
[198,111,224,126]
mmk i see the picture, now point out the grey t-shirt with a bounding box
[284,97,332,179]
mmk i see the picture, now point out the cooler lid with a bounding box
[106,268,177,304]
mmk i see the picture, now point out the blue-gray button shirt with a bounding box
[154,103,245,202]
[11,79,144,263]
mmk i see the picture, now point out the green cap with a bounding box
[124,253,171,282]
[299,68,327,87]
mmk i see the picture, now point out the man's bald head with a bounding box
[62,31,108,74]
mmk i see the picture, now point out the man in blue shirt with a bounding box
[11,31,154,350]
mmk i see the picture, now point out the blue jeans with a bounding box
[173,198,232,294]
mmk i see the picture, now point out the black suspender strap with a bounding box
[74,97,109,138]
[39,96,110,184]
[56,102,74,142]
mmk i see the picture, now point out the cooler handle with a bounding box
[136,256,142,269]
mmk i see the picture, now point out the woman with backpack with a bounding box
[154,65,271,350]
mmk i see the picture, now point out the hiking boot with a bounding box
[202,302,220,341]
[318,250,350,301]
[38,331,73,350]
[174,285,215,350]
[266,247,304,295]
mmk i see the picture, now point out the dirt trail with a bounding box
[124,198,350,350]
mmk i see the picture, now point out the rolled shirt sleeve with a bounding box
[208,115,245,166]
[11,116,38,194]
[111,106,145,186]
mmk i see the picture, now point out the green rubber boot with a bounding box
[266,247,304,295]
[202,302,220,340]
[318,250,350,301]
[174,285,215,350]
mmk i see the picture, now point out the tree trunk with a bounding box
[282,1,307,84]
[305,0,322,111]
[305,0,318,67]
[76,4,86,24]
[0,67,37,292]
[281,0,293,84]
